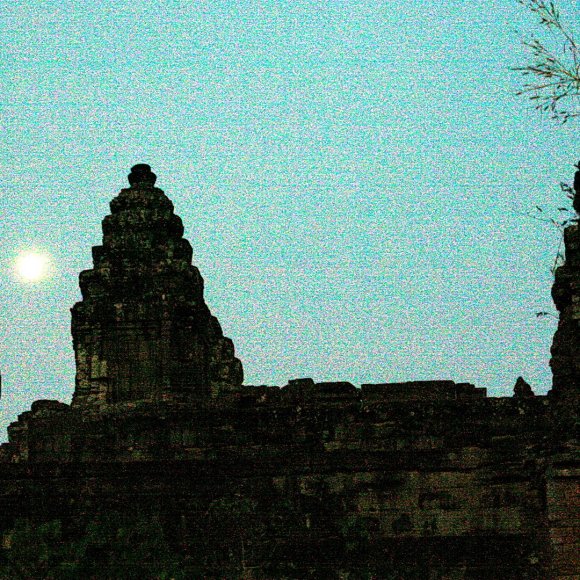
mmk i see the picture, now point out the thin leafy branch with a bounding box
[513,175,578,320]
[527,181,576,273]
[514,0,580,122]
[536,311,559,318]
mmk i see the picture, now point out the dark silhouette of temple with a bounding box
[71,164,243,408]
[0,165,578,578]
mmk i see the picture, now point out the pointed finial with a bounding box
[513,376,535,398]
[128,164,157,187]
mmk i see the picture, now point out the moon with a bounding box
[15,251,52,282]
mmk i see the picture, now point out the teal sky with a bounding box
[1,0,578,438]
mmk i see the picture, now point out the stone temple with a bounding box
[71,163,243,408]
[0,165,578,578]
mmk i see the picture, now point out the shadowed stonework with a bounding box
[71,164,243,407]
[551,182,580,411]
[0,166,578,578]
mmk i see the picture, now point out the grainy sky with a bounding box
[0,0,578,439]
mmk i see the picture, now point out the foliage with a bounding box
[0,514,186,580]
[515,0,580,122]
[0,519,70,580]
[519,175,578,319]
[0,496,308,579]
[523,179,577,274]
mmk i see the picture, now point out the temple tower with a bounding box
[549,164,580,417]
[71,164,243,408]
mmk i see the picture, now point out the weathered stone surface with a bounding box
[0,392,560,577]
[551,165,580,414]
[0,165,578,578]
[551,227,580,423]
[71,164,243,408]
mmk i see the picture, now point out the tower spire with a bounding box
[127,163,157,186]
[71,165,243,408]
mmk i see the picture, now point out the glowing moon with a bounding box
[15,252,52,282]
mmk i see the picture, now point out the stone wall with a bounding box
[0,380,570,578]
[71,165,242,409]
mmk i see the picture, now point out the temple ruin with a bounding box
[0,164,577,578]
